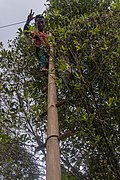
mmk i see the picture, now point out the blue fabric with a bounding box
[40,51,46,68]
[36,47,46,68]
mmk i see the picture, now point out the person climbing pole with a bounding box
[24,9,50,71]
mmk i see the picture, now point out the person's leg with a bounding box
[44,52,49,69]
[36,47,46,68]
[40,51,46,68]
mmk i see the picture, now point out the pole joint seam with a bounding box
[46,135,59,144]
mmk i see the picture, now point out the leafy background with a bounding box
[0,0,120,179]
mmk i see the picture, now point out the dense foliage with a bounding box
[0,136,40,179]
[0,0,120,179]
[0,36,47,179]
[45,0,120,179]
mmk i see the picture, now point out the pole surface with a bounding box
[46,53,61,180]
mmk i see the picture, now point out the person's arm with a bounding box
[24,9,34,33]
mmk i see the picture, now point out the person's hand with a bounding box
[26,9,35,23]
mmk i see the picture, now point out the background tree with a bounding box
[45,0,120,179]
[0,36,47,179]
[0,136,41,180]
[0,0,120,179]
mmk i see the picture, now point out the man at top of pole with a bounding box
[24,9,50,71]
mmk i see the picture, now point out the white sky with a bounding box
[0,0,47,48]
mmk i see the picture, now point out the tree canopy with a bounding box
[0,0,120,179]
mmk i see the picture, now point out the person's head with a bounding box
[35,14,45,32]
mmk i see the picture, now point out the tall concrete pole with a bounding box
[46,50,61,180]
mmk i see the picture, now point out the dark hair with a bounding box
[35,14,44,22]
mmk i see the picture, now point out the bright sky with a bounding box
[0,0,46,48]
